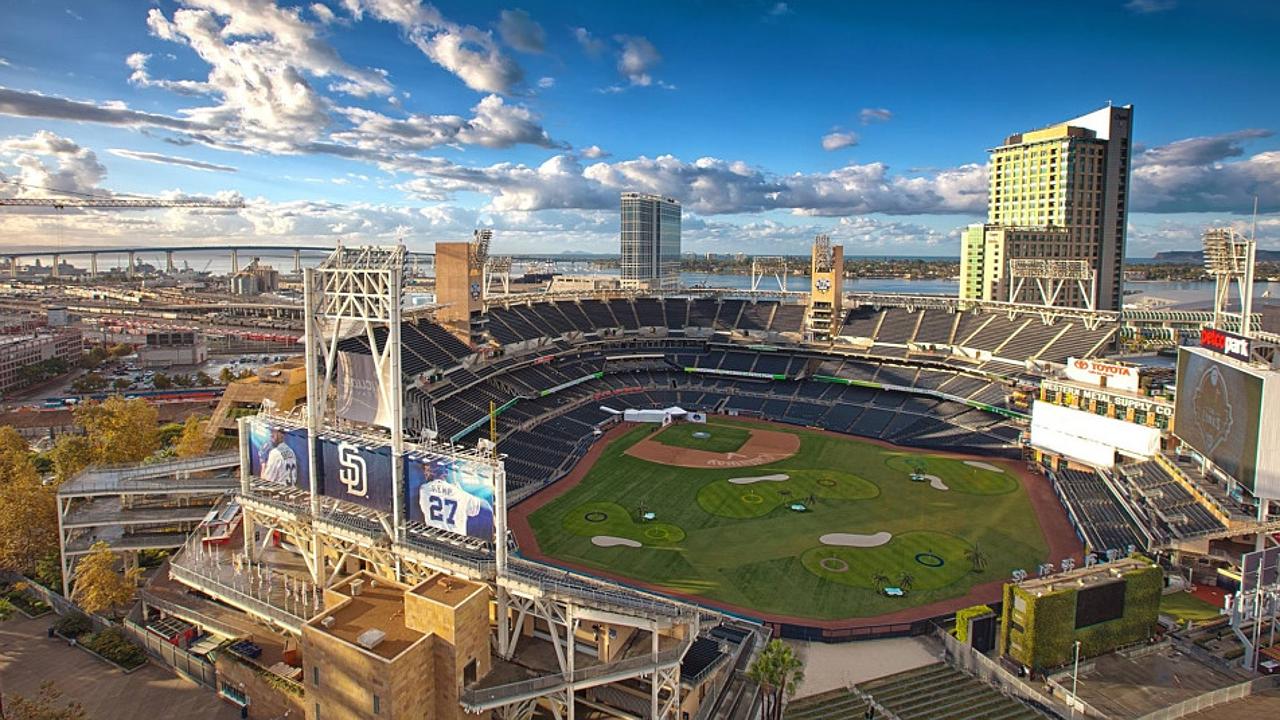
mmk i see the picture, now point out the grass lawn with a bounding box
[525,417,1051,621]
[651,421,751,453]
[1160,591,1222,624]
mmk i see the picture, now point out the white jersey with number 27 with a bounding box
[419,479,482,535]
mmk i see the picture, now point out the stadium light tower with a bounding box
[303,244,407,557]
[1203,226,1256,337]
[750,256,789,292]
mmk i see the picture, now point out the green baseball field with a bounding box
[521,417,1056,621]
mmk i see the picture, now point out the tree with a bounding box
[218,366,235,384]
[48,434,93,485]
[80,346,109,370]
[897,571,915,592]
[6,681,87,720]
[965,545,989,573]
[73,396,159,465]
[0,425,35,480]
[0,470,58,576]
[71,541,141,616]
[871,571,891,593]
[195,370,214,387]
[107,343,133,358]
[112,377,132,391]
[173,415,207,458]
[748,639,805,720]
[70,372,107,394]
[152,372,172,390]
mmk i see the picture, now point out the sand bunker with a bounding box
[819,531,893,548]
[964,460,1003,473]
[924,475,949,491]
[728,473,790,485]
[591,536,642,548]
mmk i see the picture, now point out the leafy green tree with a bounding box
[112,377,132,391]
[74,396,159,465]
[747,639,805,720]
[0,468,57,576]
[218,366,235,384]
[152,372,172,390]
[48,434,93,484]
[173,415,207,458]
[195,370,214,387]
[71,541,141,617]
[70,372,107,394]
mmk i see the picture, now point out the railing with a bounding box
[1134,675,1280,720]
[167,542,309,632]
[121,618,218,689]
[461,646,685,709]
[505,558,691,619]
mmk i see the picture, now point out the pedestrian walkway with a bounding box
[0,613,238,720]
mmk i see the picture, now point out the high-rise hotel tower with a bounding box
[620,192,681,289]
[961,105,1133,311]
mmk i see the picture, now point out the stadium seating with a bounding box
[1050,469,1148,553]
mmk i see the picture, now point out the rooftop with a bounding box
[1017,556,1154,594]
[310,573,425,661]
[410,572,486,608]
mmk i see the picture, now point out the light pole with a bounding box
[1071,639,1082,717]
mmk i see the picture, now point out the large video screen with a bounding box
[1075,580,1127,629]
[1175,348,1263,490]
[406,453,496,541]
[247,419,311,490]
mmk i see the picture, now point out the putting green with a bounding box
[561,501,686,546]
[801,531,973,591]
[696,469,878,518]
[884,454,1018,495]
[526,418,1052,621]
[652,422,750,453]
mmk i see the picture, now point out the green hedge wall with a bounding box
[955,604,994,645]
[1005,561,1162,670]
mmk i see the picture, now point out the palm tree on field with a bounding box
[897,571,915,592]
[966,546,990,573]
[871,571,891,593]
[748,639,806,720]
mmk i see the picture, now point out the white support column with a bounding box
[303,266,323,585]
[57,495,70,598]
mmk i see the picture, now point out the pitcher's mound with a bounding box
[626,426,800,468]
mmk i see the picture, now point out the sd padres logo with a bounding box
[337,441,368,497]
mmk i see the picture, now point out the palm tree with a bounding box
[748,639,806,720]
[871,571,891,593]
[897,571,915,592]
[966,546,990,574]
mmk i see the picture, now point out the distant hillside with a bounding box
[1149,249,1280,263]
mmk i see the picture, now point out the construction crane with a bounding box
[0,177,245,210]
[0,197,244,209]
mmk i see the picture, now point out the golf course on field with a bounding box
[523,417,1053,621]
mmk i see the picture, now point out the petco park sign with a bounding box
[1200,328,1252,362]
[1064,358,1140,393]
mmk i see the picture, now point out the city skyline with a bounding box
[0,0,1277,257]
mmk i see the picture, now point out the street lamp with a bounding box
[1070,640,1082,717]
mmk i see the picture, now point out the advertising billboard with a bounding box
[1064,357,1140,394]
[247,418,311,490]
[1175,348,1263,491]
[406,453,496,541]
[335,350,392,429]
[318,436,395,512]
[1030,401,1160,467]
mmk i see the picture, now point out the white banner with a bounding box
[1064,357,1140,393]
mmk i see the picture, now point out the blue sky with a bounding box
[0,0,1277,257]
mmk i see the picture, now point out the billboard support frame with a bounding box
[304,245,408,567]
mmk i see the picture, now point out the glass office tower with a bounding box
[620,192,681,289]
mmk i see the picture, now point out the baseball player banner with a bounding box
[405,453,496,541]
[247,419,311,491]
